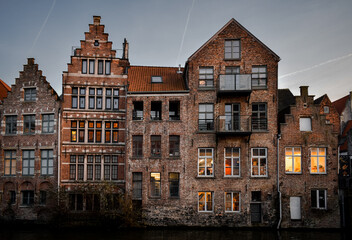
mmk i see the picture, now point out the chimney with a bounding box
[177,64,183,74]
[93,16,101,25]
[350,91,352,111]
[122,38,129,59]
[300,86,309,103]
[27,58,35,65]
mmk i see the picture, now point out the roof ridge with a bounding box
[0,78,11,91]
[130,65,182,69]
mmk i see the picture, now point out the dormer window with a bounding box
[225,39,240,59]
[24,88,36,101]
[94,40,99,46]
[151,76,162,83]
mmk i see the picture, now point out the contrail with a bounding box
[176,0,196,66]
[29,0,56,55]
[279,52,352,79]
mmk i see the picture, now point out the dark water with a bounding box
[0,229,348,240]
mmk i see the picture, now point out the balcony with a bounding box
[216,115,251,136]
[218,74,252,96]
[198,119,215,132]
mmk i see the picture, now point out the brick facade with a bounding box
[0,58,60,220]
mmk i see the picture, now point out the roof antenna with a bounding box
[177,64,183,74]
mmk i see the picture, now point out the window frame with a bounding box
[169,101,180,120]
[22,190,34,206]
[41,149,54,176]
[24,87,37,101]
[285,147,302,174]
[151,76,163,83]
[225,192,240,212]
[150,172,161,197]
[169,135,180,157]
[132,101,144,120]
[151,135,161,158]
[198,148,214,177]
[251,66,267,88]
[310,147,327,174]
[198,67,214,87]
[42,114,54,133]
[4,150,16,176]
[252,103,267,131]
[5,115,17,135]
[169,172,180,198]
[89,59,95,74]
[224,39,241,60]
[300,117,312,131]
[132,135,143,158]
[311,189,327,209]
[151,101,162,120]
[224,147,240,177]
[132,172,143,199]
[198,191,213,212]
[198,103,214,131]
[82,59,87,74]
[251,148,267,177]
[23,115,35,135]
[22,150,35,176]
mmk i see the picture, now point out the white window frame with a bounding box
[323,106,329,114]
[310,147,327,174]
[300,117,312,131]
[198,148,214,177]
[311,189,327,209]
[285,147,302,174]
[198,191,213,212]
[251,148,267,177]
[224,147,240,177]
[224,192,240,212]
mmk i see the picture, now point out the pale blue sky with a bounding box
[0,0,351,100]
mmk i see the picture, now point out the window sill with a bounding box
[252,86,268,90]
[149,196,161,200]
[169,196,180,199]
[132,119,144,121]
[150,119,163,122]
[223,58,241,61]
[197,130,215,134]
[4,134,17,136]
[19,205,34,208]
[132,157,143,160]
[310,172,327,175]
[23,133,35,135]
[149,156,162,159]
[250,176,268,178]
[285,172,302,175]
[168,119,181,122]
[168,157,180,160]
[41,132,54,135]
[223,176,241,179]
[196,176,215,179]
[198,87,215,91]
[225,211,241,213]
[251,130,269,133]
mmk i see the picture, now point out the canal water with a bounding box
[0,228,348,240]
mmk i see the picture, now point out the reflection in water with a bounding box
[0,229,346,240]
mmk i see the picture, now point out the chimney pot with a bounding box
[93,16,101,25]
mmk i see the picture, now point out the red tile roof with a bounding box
[332,95,349,115]
[0,78,11,101]
[128,66,187,92]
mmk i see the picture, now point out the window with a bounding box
[79,121,85,142]
[77,155,84,180]
[198,148,214,177]
[105,122,111,143]
[106,88,112,110]
[79,88,86,109]
[72,87,78,108]
[5,115,17,134]
[132,172,143,199]
[98,60,104,75]
[87,155,94,180]
[42,114,54,133]
[23,115,35,134]
[41,150,53,175]
[40,191,47,205]
[199,67,214,87]
[225,40,240,59]
[198,104,214,131]
[89,59,95,74]
[96,88,102,109]
[225,192,240,212]
[103,155,118,180]
[252,191,261,202]
[96,121,102,143]
[169,101,180,120]
[94,155,102,180]
[71,121,77,142]
[113,89,119,110]
[69,155,76,180]
[310,148,326,174]
[105,61,111,75]
[133,135,143,158]
[151,76,163,83]
[10,191,16,204]
[22,191,34,206]
[198,192,213,212]
[323,106,329,114]
[252,103,267,131]
[151,101,162,120]
[300,117,312,131]
[69,194,83,211]
[22,150,35,176]
[311,189,327,209]
[24,88,36,101]
[150,173,161,197]
[88,121,94,142]
[224,147,240,177]
[104,122,119,143]
[251,148,267,177]
[151,135,161,157]
[169,173,179,197]
[82,59,87,74]
[285,147,301,173]
[4,150,16,176]
[225,103,240,131]
[252,66,267,88]
[133,101,143,120]
[69,155,84,180]
[169,135,180,157]
[89,88,95,109]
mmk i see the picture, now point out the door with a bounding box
[250,203,261,223]
[225,104,240,131]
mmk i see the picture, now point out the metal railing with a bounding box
[251,118,268,131]
[217,115,251,133]
[198,119,215,131]
[218,74,252,91]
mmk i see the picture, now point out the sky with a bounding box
[0,0,351,101]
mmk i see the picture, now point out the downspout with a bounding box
[57,108,61,198]
[277,133,282,230]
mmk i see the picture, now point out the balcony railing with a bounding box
[216,115,251,135]
[251,118,267,131]
[218,74,252,94]
[198,119,215,131]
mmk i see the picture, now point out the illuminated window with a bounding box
[96,121,102,143]
[78,121,85,142]
[198,192,213,212]
[310,148,326,174]
[198,148,214,177]
[150,172,161,197]
[285,147,301,173]
[225,192,240,212]
[251,148,267,177]
[224,147,240,177]
[71,121,77,142]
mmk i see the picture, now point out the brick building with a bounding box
[60,16,129,211]
[278,86,340,228]
[0,58,60,220]
[125,66,191,224]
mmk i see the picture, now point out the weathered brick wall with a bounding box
[279,88,340,228]
[0,58,60,220]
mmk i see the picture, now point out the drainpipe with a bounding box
[57,108,61,200]
[277,133,282,230]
